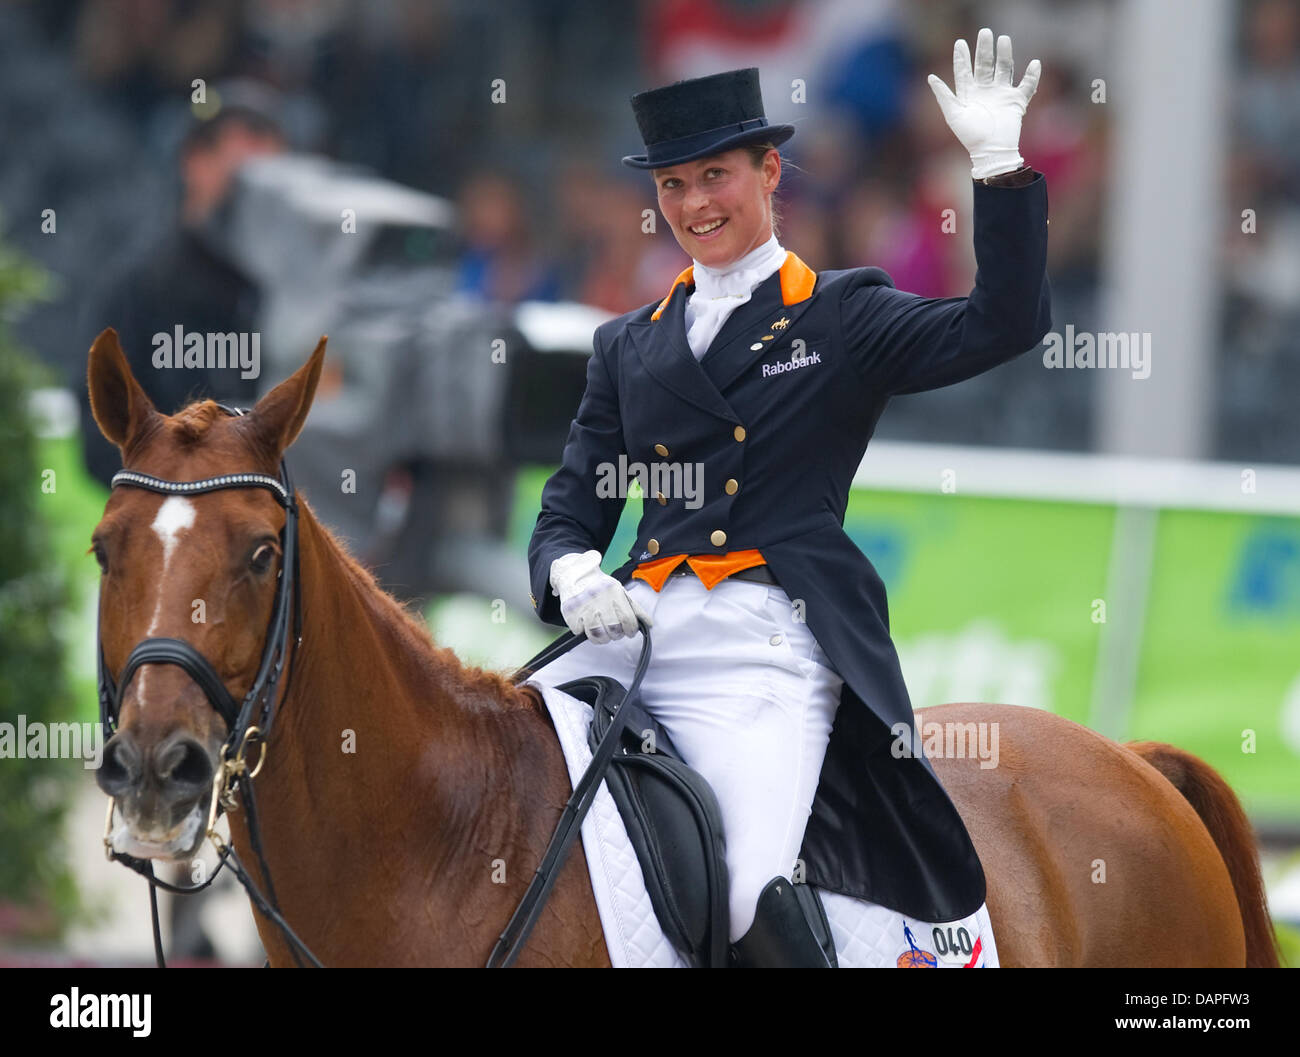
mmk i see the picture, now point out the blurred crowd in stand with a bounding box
[0,0,1293,461]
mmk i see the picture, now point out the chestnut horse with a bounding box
[88,330,1279,967]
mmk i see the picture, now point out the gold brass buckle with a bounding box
[102,798,117,860]
[206,726,267,851]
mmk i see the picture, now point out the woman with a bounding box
[527,32,1050,967]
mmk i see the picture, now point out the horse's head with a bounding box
[88,328,325,860]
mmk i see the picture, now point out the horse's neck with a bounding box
[237,501,560,961]
[273,502,539,819]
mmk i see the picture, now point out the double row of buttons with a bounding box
[646,424,747,554]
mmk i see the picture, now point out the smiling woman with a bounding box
[526,45,1055,967]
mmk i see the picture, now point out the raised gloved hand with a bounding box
[549,549,652,644]
[928,28,1041,180]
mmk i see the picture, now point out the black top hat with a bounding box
[622,67,794,170]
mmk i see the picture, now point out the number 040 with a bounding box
[932,925,973,958]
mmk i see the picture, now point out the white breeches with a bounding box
[527,574,844,941]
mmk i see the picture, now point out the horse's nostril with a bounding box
[153,735,214,793]
[172,741,214,788]
[97,733,140,796]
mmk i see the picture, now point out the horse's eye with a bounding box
[92,542,108,574]
[250,543,277,575]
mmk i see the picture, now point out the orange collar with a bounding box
[650,251,817,321]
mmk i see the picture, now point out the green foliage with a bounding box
[0,235,79,937]
[1277,921,1299,969]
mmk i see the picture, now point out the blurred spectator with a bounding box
[1237,0,1300,205]
[841,177,949,297]
[77,86,286,487]
[455,170,561,304]
[1213,0,1300,462]
[73,0,241,125]
[548,160,677,313]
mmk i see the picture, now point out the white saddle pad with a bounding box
[531,681,999,968]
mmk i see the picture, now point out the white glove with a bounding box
[927,28,1041,180]
[549,550,652,645]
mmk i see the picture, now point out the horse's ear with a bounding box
[87,327,161,451]
[245,336,327,458]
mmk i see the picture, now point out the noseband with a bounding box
[96,404,318,967]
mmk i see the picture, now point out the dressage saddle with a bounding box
[560,674,836,968]
[555,675,728,966]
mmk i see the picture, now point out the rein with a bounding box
[490,618,652,968]
[97,405,651,967]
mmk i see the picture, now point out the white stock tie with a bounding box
[684,234,787,361]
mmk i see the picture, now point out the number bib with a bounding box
[930,918,983,966]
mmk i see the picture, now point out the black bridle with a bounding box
[96,404,319,967]
[97,462,299,745]
[96,406,652,968]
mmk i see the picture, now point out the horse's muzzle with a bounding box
[97,729,216,858]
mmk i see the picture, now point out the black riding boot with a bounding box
[729,876,837,967]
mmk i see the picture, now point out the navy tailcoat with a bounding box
[528,173,1051,921]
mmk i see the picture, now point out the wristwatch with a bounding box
[978,165,1035,188]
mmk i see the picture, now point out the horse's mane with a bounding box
[297,490,544,716]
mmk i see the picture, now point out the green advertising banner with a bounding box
[1133,512,1300,820]
[842,491,1113,727]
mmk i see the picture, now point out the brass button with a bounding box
[530,593,537,607]
[710,529,727,547]
[647,538,660,555]
[656,491,667,506]
[654,443,669,457]
[733,426,746,442]
[724,478,739,495]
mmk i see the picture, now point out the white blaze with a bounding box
[138,496,197,702]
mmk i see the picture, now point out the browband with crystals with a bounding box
[109,469,291,507]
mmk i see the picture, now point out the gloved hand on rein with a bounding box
[550,549,653,644]
[928,28,1041,180]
